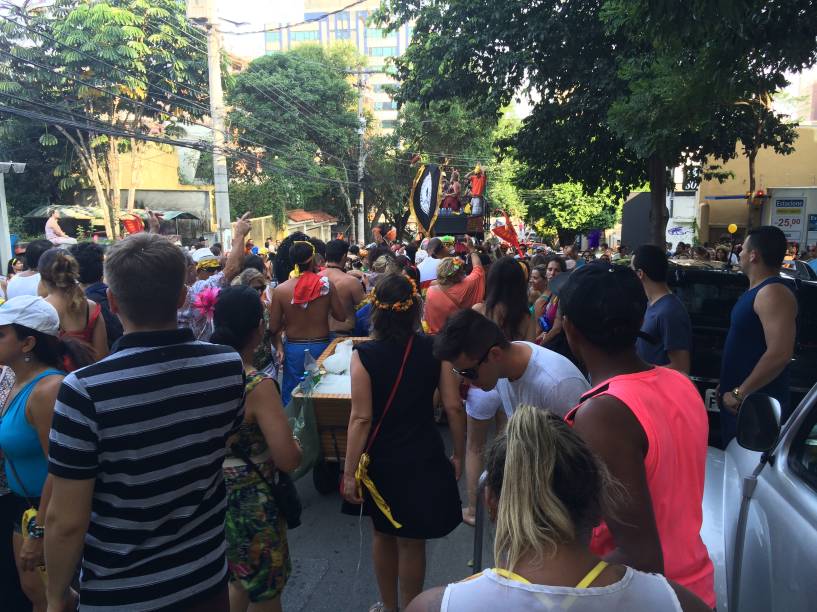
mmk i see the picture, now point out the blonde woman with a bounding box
[38,248,107,366]
[408,406,711,612]
[423,239,484,334]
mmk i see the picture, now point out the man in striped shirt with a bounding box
[44,233,245,611]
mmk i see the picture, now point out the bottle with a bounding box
[302,350,321,394]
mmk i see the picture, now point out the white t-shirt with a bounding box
[418,256,442,284]
[442,567,683,612]
[6,273,41,299]
[465,386,503,421]
[495,342,589,418]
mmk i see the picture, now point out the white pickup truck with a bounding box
[701,388,817,611]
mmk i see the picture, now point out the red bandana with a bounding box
[292,271,329,307]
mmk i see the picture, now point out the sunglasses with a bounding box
[452,344,497,380]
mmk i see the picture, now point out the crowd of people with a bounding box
[0,214,799,611]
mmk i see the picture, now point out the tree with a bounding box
[397,100,494,167]
[227,45,363,239]
[603,0,817,230]
[0,118,65,226]
[525,183,621,246]
[228,178,287,226]
[375,0,817,245]
[362,133,415,240]
[0,0,209,238]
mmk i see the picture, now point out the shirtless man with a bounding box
[322,239,365,336]
[270,239,345,405]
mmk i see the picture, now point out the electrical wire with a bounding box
[0,102,360,187]
[0,48,332,168]
[0,12,213,113]
[219,0,369,36]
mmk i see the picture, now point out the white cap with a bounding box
[0,295,60,336]
[191,247,217,263]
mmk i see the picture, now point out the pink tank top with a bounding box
[565,367,715,608]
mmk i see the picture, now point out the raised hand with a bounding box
[235,211,252,238]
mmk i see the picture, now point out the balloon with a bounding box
[727,223,738,234]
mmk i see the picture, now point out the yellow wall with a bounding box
[117,145,210,192]
[699,126,817,229]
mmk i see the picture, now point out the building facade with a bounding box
[263,0,411,131]
[697,125,817,248]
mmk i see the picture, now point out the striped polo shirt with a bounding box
[48,328,245,611]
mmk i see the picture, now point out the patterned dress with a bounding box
[223,372,290,602]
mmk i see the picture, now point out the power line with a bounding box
[219,0,369,36]
[0,48,325,165]
[0,102,360,187]
[0,12,212,113]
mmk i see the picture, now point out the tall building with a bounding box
[263,0,412,131]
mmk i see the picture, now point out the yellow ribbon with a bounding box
[355,452,402,529]
[289,241,316,278]
[196,258,220,271]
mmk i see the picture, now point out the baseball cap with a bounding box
[0,295,60,336]
[191,247,218,264]
[559,262,650,350]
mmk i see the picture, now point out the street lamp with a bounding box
[0,161,26,270]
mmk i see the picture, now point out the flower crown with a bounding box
[371,277,420,312]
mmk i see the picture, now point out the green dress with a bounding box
[223,372,291,601]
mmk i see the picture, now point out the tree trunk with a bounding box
[647,155,669,246]
[107,138,121,239]
[127,138,142,211]
[747,149,758,231]
[338,179,356,244]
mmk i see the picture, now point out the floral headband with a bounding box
[371,276,420,312]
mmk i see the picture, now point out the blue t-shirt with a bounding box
[636,293,692,366]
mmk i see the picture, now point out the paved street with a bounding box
[282,426,494,612]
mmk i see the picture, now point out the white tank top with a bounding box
[442,567,683,612]
[6,273,41,299]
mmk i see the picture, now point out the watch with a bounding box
[731,387,744,402]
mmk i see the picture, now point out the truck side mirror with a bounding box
[737,394,782,453]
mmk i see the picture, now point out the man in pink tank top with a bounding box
[561,263,715,608]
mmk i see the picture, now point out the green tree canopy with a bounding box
[227,45,364,238]
[375,0,817,244]
[526,183,621,245]
[0,0,209,238]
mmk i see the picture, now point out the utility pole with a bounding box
[356,68,366,245]
[0,162,25,270]
[189,0,231,245]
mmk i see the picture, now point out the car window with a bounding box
[790,405,817,492]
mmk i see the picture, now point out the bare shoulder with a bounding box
[30,373,65,402]
[405,586,445,612]
[572,393,647,450]
[756,280,797,312]
[472,302,485,314]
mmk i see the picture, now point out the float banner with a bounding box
[410,164,442,235]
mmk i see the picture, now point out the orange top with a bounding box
[470,173,487,197]
[423,264,485,334]
[565,367,715,608]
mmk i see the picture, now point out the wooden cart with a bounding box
[291,336,368,493]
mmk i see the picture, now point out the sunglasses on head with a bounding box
[452,344,497,380]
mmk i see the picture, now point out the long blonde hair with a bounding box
[489,405,617,571]
[38,248,86,315]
